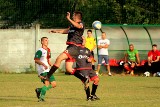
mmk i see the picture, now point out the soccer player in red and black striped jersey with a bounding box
[73,47,100,101]
[46,11,88,82]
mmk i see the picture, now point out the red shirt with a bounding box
[148,50,160,61]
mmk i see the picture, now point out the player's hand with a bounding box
[151,60,156,63]
[136,63,140,66]
[66,12,70,20]
[148,63,151,66]
[43,64,48,70]
[87,58,92,62]
[99,46,103,49]
[39,75,45,79]
[49,30,56,33]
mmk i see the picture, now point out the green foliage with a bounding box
[0,0,160,28]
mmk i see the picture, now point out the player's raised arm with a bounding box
[66,12,83,29]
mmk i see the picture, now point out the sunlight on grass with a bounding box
[0,73,160,107]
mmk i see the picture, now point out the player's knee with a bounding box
[94,78,99,85]
[131,64,135,68]
[51,82,56,88]
[124,65,131,71]
[65,67,73,73]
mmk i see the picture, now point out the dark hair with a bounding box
[102,32,106,34]
[74,11,82,19]
[41,37,48,42]
[152,44,157,47]
[87,29,92,33]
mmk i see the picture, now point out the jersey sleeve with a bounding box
[34,50,42,60]
[107,39,110,45]
[158,51,160,56]
[135,49,138,54]
[148,51,151,57]
[125,50,129,55]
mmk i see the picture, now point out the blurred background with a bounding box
[0,0,160,28]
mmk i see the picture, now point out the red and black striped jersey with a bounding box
[66,22,84,45]
[76,47,93,70]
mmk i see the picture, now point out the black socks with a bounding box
[47,65,58,78]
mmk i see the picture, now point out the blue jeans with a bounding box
[98,55,109,65]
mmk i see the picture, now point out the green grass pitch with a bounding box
[0,73,160,107]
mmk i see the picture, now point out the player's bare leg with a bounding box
[65,61,74,73]
[47,53,68,78]
[96,64,101,75]
[124,63,131,74]
[130,62,135,76]
[106,64,112,76]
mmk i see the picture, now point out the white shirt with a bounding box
[35,48,50,75]
[98,39,110,55]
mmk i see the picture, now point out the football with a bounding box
[144,71,150,77]
[92,20,102,30]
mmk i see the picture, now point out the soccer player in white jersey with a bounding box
[96,32,112,76]
[34,37,56,102]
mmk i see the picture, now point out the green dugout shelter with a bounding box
[94,25,160,60]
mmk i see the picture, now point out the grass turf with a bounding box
[0,73,160,107]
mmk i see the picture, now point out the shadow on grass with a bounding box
[0,96,35,102]
[0,96,83,102]
[144,86,160,89]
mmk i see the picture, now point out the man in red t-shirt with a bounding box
[144,44,160,76]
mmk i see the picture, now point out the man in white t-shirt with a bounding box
[96,32,112,76]
[34,37,56,102]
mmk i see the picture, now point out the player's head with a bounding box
[152,44,157,51]
[129,44,134,51]
[87,29,92,37]
[41,37,48,47]
[73,11,82,21]
[101,32,106,39]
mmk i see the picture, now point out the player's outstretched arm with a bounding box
[49,28,69,34]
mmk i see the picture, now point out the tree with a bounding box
[1,0,160,28]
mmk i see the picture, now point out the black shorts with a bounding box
[63,45,80,60]
[77,70,98,81]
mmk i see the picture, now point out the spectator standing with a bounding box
[85,29,96,70]
[96,32,112,76]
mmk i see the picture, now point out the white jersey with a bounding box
[98,39,110,55]
[34,48,51,75]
